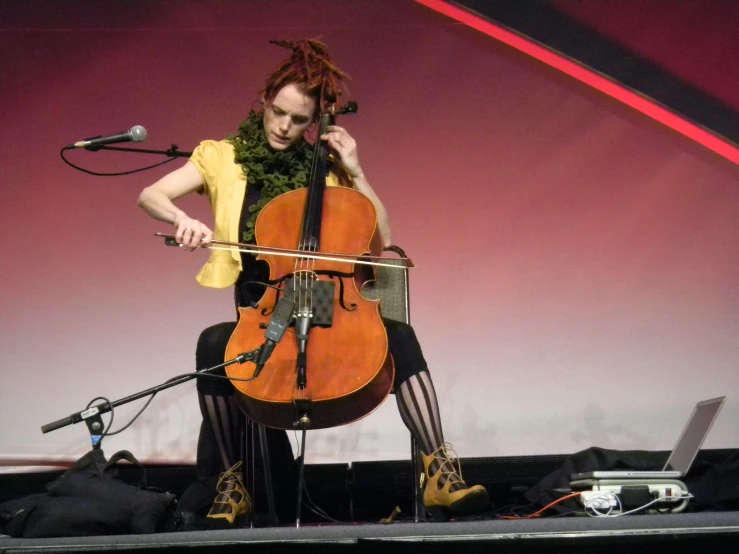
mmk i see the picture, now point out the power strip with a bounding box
[588,483,687,501]
[574,480,691,515]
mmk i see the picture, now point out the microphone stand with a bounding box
[85,143,192,157]
[60,141,192,176]
[50,139,200,442]
[40,348,261,449]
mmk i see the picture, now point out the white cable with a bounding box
[583,492,621,516]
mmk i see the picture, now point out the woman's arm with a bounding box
[349,172,392,248]
[137,161,213,250]
[321,125,392,247]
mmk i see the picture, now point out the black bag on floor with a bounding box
[0,449,175,538]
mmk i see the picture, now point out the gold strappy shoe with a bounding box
[421,443,489,521]
[207,461,251,525]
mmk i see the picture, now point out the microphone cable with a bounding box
[60,146,180,177]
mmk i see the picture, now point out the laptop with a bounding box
[571,396,726,480]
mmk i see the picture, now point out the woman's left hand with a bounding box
[320,125,364,179]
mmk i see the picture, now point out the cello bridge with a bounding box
[284,277,336,327]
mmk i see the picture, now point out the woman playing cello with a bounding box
[137,39,488,524]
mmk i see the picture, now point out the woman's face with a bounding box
[263,83,316,150]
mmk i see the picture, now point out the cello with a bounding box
[223,101,395,431]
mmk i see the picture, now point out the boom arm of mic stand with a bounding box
[40,349,260,434]
[86,144,193,157]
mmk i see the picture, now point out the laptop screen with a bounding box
[664,396,725,473]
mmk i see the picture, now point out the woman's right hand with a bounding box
[174,215,213,251]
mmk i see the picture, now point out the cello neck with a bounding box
[298,111,335,253]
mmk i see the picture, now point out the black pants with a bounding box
[194,317,429,489]
[196,317,428,397]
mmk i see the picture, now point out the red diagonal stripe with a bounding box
[415,0,739,165]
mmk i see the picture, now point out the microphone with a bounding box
[66,125,147,150]
[253,297,296,377]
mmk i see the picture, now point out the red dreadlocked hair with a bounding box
[261,39,350,119]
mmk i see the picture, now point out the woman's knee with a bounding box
[383,319,429,385]
[196,322,237,369]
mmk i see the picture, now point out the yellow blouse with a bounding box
[188,139,343,288]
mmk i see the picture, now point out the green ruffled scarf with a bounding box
[227,111,314,242]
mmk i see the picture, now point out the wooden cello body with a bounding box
[224,109,394,430]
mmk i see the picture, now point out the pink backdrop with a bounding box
[1,0,738,467]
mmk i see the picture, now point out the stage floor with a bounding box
[3,512,739,554]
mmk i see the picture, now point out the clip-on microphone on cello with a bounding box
[252,296,296,378]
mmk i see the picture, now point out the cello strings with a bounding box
[308,237,316,324]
